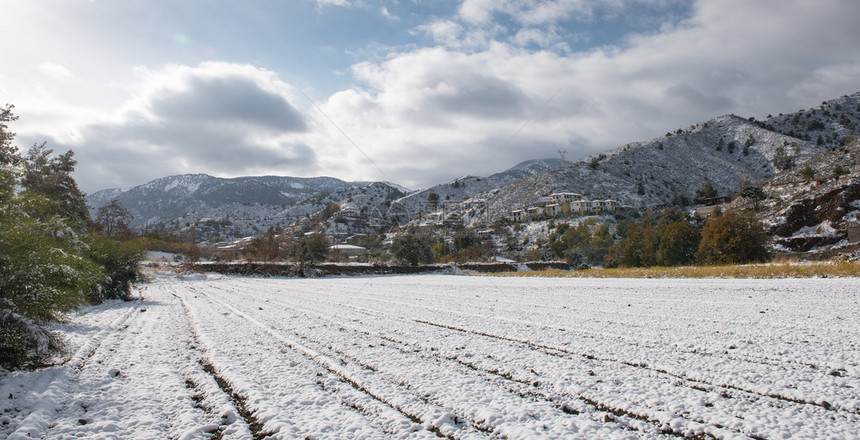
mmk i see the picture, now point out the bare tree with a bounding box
[96,199,133,237]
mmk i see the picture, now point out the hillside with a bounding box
[478,93,860,223]
[387,158,566,224]
[755,139,860,255]
[87,174,367,228]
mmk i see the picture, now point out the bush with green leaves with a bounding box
[0,185,103,367]
[1,104,145,369]
[696,211,770,265]
[289,233,330,264]
[605,209,701,268]
[83,234,146,302]
[391,228,434,266]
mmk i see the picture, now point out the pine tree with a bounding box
[22,143,90,230]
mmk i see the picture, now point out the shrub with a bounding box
[0,191,102,368]
[83,234,146,302]
[391,228,434,266]
[696,211,770,265]
[289,233,330,264]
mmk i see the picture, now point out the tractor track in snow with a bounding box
[4,301,144,440]
[214,279,854,416]
[259,280,858,415]
[249,279,851,378]
[204,278,859,437]
[202,282,733,439]
[182,284,468,439]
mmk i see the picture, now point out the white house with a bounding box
[330,244,366,258]
[550,192,583,206]
[545,203,563,217]
[476,229,494,239]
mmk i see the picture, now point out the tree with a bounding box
[428,192,440,210]
[694,181,717,204]
[696,211,770,265]
[1,104,20,166]
[1,189,103,367]
[21,143,90,229]
[739,179,766,209]
[391,228,434,266]
[96,199,134,237]
[0,104,143,369]
[801,165,815,182]
[773,146,795,171]
[289,233,330,264]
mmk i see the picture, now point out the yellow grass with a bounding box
[485,261,860,278]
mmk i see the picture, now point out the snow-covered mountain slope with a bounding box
[165,181,408,242]
[87,174,366,228]
[758,92,860,147]
[386,158,566,222]
[754,139,860,255]
[482,116,821,221]
[478,93,860,223]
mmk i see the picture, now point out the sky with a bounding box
[2,0,859,194]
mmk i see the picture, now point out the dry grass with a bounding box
[486,261,860,278]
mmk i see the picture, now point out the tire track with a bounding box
[169,286,259,440]
[234,280,855,416]
[208,279,859,437]
[181,284,449,439]
[6,302,143,440]
[204,283,721,439]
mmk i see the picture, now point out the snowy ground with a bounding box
[1,274,858,439]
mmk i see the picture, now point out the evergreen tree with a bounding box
[391,228,434,266]
[22,143,90,229]
[772,146,795,171]
[739,180,766,209]
[694,181,717,204]
[289,233,330,264]
[0,104,143,368]
[1,104,20,166]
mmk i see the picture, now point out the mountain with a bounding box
[385,158,566,224]
[87,174,368,228]
[755,138,860,255]
[477,93,860,223]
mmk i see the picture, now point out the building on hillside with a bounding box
[534,196,553,206]
[550,192,583,206]
[570,200,591,216]
[335,207,361,219]
[510,193,619,222]
[511,209,529,222]
[545,203,563,217]
[330,244,366,258]
[476,229,494,239]
[702,196,732,206]
[592,200,618,214]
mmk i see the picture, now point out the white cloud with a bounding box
[10,0,860,194]
[381,6,397,20]
[458,0,593,26]
[315,0,860,188]
[38,62,74,79]
[416,19,464,46]
[33,63,320,192]
[316,0,354,7]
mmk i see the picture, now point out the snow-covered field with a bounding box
[2,274,859,439]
